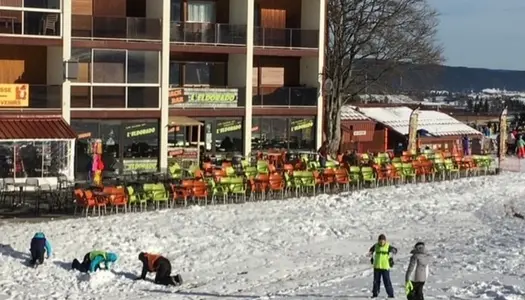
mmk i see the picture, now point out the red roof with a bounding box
[0,115,77,139]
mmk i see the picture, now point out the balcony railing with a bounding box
[0,11,60,36]
[252,87,318,106]
[170,22,246,45]
[254,27,318,49]
[26,85,61,109]
[72,15,162,41]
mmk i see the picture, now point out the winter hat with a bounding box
[138,252,146,261]
[378,234,386,241]
[106,252,118,262]
[414,241,424,248]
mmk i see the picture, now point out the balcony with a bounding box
[168,86,243,108]
[0,11,60,36]
[170,22,246,45]
[0,84,61,109]
[253,87,317,106]
[72,15,161,41]
[254,27,318,49]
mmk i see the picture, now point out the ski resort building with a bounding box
[0,0,326,179]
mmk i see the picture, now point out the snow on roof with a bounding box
[357,106,482,136]
[340,106,370,121]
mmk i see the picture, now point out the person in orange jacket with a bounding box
[136,252,183,286]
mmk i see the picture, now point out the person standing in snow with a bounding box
[29,232,52,266]
[71,250,118,273]
[405,242,431,300]
[136,252,183,286]
[368,234,398,298]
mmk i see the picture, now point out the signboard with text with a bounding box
[169,88,238,108]
[0,84,29,107]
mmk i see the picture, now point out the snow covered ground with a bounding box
[1,173,525,300]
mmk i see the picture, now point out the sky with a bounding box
[431,0,525,71]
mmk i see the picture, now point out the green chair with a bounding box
[325,160,338,169]
[227,177,247,203]
[207,179,228,204]
[257,161,269,174]
[143,183,169,209]
[401,163,416,183]
[298,171,316,195]
[444,158,460,179]
[361,166,376,187]
[244,166,257,179]
[169,163,183,179]
[126,185,147,212]
[432,158,446,181]
[349,166,361,188]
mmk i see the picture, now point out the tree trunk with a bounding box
[324,92,343,156]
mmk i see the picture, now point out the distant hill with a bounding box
[391,64,525,92]
[351,61,525,93]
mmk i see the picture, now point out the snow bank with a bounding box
[0,173,524,299]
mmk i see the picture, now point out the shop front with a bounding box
[71,119,159,178]
[252,117,316,152]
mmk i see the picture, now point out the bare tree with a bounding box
[324,0,444,154]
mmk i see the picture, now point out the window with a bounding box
[24,12,60,36]
[215,119,243,153]
[16,141,43,178]
[184,62,225,86]
[127,51,159,83]
[171,0,181,21]
[169,62,181,86]
[42,141,70,177]
[127,87,159,108]
[289,118,315,150]
[122,122,159,171]
[252,117,316,151]
[92,87,126,108]
[93,50,126,83]
[100,123,120,172]
[24,0,60,9]
[72,48,92,83]
[187,1,215,23]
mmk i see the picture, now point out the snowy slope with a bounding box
[1,173,525,300]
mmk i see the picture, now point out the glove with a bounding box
[370,258,373,264]
[405,281,413,295]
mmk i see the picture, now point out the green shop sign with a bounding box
[291,119,314,132]
[123,159,158,171]
[217,120,242,134]
[169,88,238,108]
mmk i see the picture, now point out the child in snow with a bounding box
[71,250,118,273]
[405,242,431,300]
[136,252,183,286]
[29,232,52,266]
[368,234,398,298]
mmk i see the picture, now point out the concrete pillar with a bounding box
[301,0,326,149]
[159,0,171,170]
[243,0,254,157]
[61,0,71,123]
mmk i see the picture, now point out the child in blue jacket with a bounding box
[30,232,52,266]
[71,250,118,273]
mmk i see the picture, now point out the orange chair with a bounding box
[202,162,214,176]
[74,189,95,217]
[322,168,336,192]
[268,173,285,199]
[192,181,208,205]
[171,180,194,207]
[86,189,106,216]
[250,174,269,201]
[108,186,128,213]
[334,168,350,191]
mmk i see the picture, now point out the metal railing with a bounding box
[72,15,162,41]
[170,22,246,45]
[254,27,318,49]
[252,87,318,106]
[28,85,62,108]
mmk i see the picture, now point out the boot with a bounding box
[171,274,183,286]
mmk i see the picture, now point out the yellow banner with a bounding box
[408,107,420,155]
[0,84,29,107]
[499,106,508,162]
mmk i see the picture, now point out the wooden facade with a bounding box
[0,45,47,84]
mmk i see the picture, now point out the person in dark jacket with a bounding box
[71,250,118,273]
[137,252,183,286]
[405,242,431,300]
[29,232,53,266]
[368,234,398,298]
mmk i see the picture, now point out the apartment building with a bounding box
[0,0,325,177]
